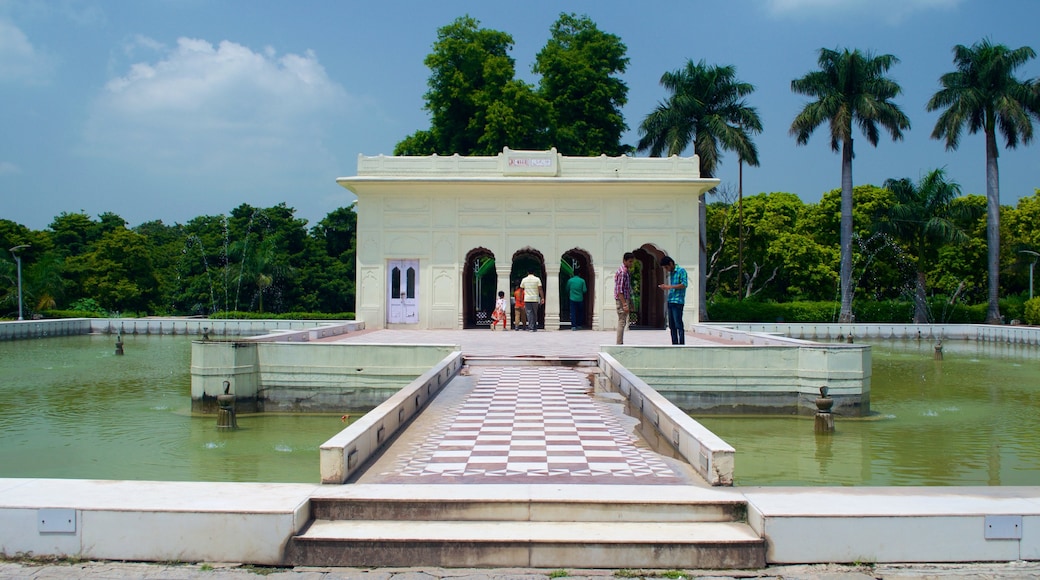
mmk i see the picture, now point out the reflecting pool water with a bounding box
[2,334,1038,485]
[696,339,1040,486]
[0,334,349,483]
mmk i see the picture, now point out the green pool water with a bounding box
[1,334,1037,485]
[696,338,1040,486]
[0,334,349,483]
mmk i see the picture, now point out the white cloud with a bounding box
[0,18,54,84]
[122,34,165,57]
[82,37,350,179]
[0,161,21,175]
[762,0,964,23]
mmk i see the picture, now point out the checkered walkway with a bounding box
[370,366,691,484]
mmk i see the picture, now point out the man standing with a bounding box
[659,256,687,345]
[520,269,543,332]
[512,284,527,330]
[565,273,587,330]
[614,252,635,344]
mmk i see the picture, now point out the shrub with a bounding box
[707,298,1015,324]
[39,310,105,319]
[68,298,107,316]
[1024,298,1040,325]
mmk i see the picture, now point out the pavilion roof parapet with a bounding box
[354,147,704,180]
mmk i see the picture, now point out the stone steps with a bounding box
[284,486,766,569]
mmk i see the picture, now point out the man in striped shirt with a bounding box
[614,252,635,344]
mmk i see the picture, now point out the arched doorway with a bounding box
[632,244,666,329]
[462,248,497,329]
[510,248,546,330]
[559,249,594,329]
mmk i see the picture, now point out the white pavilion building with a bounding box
[336,148,719,331]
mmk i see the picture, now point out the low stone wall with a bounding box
[598,353,734,486]
[603,341,871,416]
[319,351,464,484]
[90,318,358,337]
[191,341,458,413]
[0,317,361,340]
[714,322,1040,345]
[0,318,91,340]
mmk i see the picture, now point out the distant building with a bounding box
[337,147,718,330]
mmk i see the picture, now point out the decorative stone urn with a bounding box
[814,386,835,434]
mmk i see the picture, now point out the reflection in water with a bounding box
[695,339,1040,486]
[0,335,350,483]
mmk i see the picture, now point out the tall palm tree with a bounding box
[637,59,762,321]
[881,169,975,323]
[790,48,910,323]
[926,40,1040,324]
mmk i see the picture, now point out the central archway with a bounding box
[510,248,546,330]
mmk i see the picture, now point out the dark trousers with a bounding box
[667,302,685,345]
[569,300,583,329]
[524,301,539,331]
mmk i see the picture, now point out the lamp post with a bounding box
[1021,250,1039,300]
[9,244,30,321]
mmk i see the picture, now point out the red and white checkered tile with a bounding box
[378,366,685,484]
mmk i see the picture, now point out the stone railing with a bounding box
[598,352,735,486]
[319,351,464,484]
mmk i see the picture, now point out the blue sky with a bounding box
[1,0,1038,230]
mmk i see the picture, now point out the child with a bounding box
[491,290,507,330]
[513,285,526,330]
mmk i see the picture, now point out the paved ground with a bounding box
[355,365,705,486]
[3,560,1040,579]
[322,327,735,358]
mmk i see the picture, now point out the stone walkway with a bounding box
[355,365,703,486]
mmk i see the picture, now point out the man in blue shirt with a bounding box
[658,256,687,345]
[565,274,587,330]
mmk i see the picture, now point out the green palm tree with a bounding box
[791,48,911,323]
[881,169,976,323]
[637,59,762,321]
[926,39,1040,324]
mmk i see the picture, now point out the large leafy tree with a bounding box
[66,228,160,314]
[396,16,549,156]
[926,39,1040,324]
[225,203,306,313]
[740,192,836,302]
[637,59,762,320]
[534,13,630,156]
[880,169,977,323]
[790,47,911,323]
[48,211,96,258]
[301,206,358,313]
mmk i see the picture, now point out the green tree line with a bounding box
[0,203,356,318]
[2,186,1038,322]
[704,184,1040,323]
